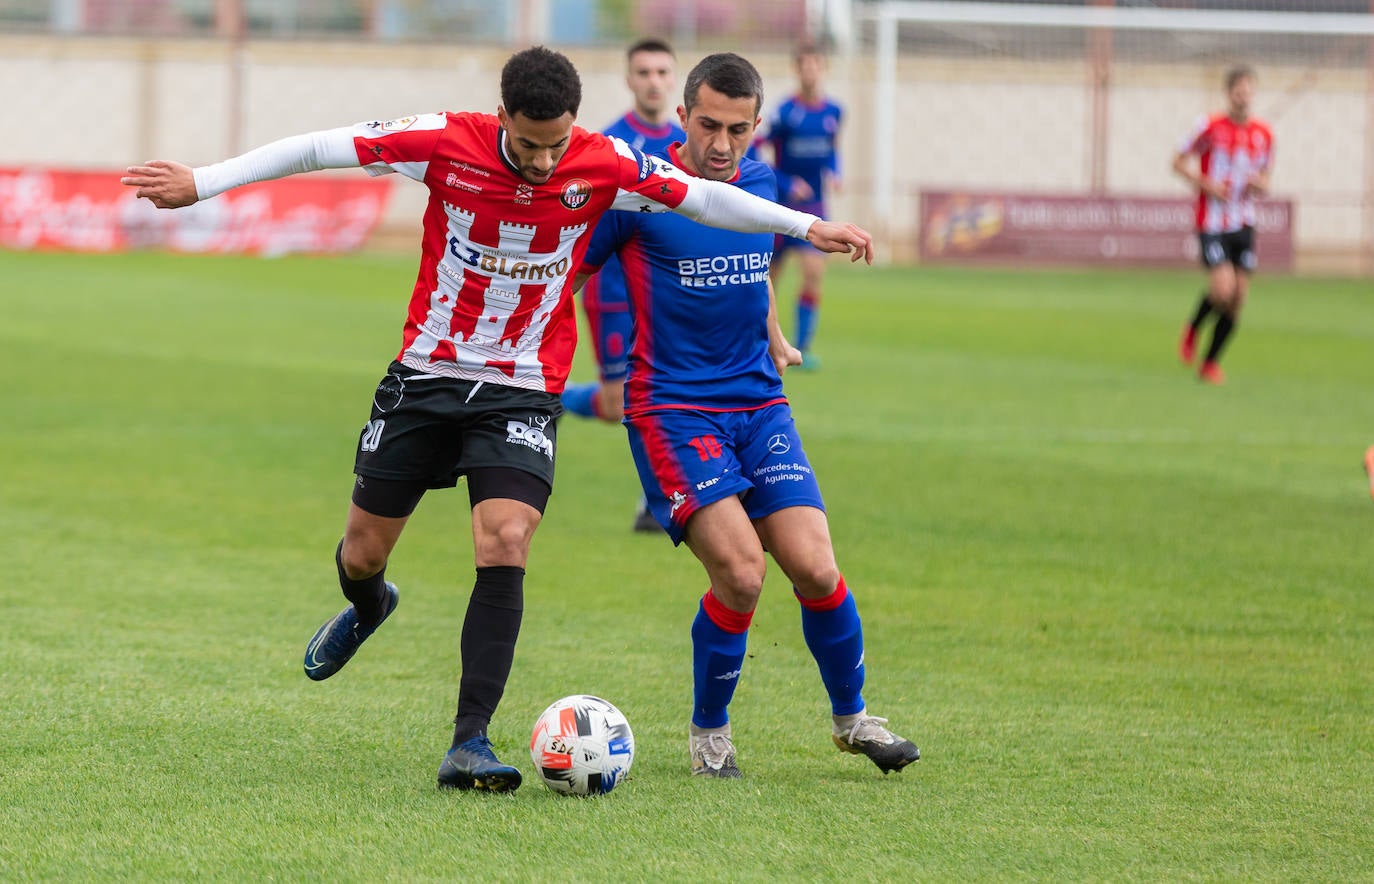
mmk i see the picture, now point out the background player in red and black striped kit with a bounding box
[122,46,874,794]
[1173,65,1274,385]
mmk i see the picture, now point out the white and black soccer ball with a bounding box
[529,694,634,796]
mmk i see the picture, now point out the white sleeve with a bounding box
[193,127,360,200]
[674,176,818,239]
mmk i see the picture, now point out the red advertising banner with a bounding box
[0,167,392,255]
[919,191,1294,271]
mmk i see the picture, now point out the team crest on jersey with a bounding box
[560,178,593,210]
[380,115,417,132]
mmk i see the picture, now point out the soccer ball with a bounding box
[529,695,634,796]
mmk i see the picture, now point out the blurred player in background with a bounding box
[122,46,874,795]
[762,41,843,371]
[561,38,685,533]
[580,52,918,780]
[1173,65,1274,385]
[1364,446,1374,501]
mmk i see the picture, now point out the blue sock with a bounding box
[691,590,752,729]
[797,577,865,716]
[796,290,819,352]
[561,382,598,419]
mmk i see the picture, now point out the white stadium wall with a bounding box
[1,33,1368,271]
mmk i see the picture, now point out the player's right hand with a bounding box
[806,220,875,264]
[1200,177,1230,201]
[121,160,199,209]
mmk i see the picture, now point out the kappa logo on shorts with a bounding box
[767,434,791,455]
[506,417,554,459]
[669,490,688,515]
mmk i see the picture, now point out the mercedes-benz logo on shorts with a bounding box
[374,373,404,412]
[767,434,791,455]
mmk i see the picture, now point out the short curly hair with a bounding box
[501,46,582,121]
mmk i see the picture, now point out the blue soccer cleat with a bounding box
[302,581,398,681]
[437,735,523,792]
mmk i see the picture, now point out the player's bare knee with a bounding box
[710,558,766,609]
[713,575,764,612]
[340,538,388,580]
[791,564,841,600]
[474,519,536,566]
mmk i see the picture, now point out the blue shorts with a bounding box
[624,403,825,545]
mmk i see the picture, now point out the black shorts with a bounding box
[353,362,562,492]
[1199,226,1257,272]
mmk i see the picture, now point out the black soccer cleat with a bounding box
[437,735,523,792]
[833,715,920,774]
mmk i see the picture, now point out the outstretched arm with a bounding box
[121,127,360,208]
[674,176,874,263]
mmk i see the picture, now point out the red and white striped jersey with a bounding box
[350,112,697,392]
[1178,113,1275,234]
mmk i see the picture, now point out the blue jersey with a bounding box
[766,96,842,215]
[603,112,685,155]
[586,113,687,314]
[582,147,783,415]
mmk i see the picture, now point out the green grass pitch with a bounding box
[2,249,1371,879]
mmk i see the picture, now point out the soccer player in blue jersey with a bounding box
[579,52,919,779]
[562,38,686,532]
[762,42,843,370]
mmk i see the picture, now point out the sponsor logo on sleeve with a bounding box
[380,115,418,132]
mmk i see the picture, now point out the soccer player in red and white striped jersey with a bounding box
[1172,65,1274,385]
[122,46,874,793]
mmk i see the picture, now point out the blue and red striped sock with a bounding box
[796,289,820,352]
[797,576,866,716]
[691,589,752,729]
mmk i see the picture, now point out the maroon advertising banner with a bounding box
[919,191,1294,271]
[0,167,392,255]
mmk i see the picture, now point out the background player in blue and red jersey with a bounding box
[579,52,918,779]
[563,38,685,532]
[762,42,843,370]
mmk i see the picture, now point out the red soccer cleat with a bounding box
[1363,445,1374,502]
[1178,325,1198,365]
[1198,360,1225,385]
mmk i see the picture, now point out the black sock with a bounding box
[452,566,526,748]
[1189,292,1214,331]
[335,539,388,629]
[1205,313,1236,363]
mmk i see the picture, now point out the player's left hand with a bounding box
[806,220,875,264]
